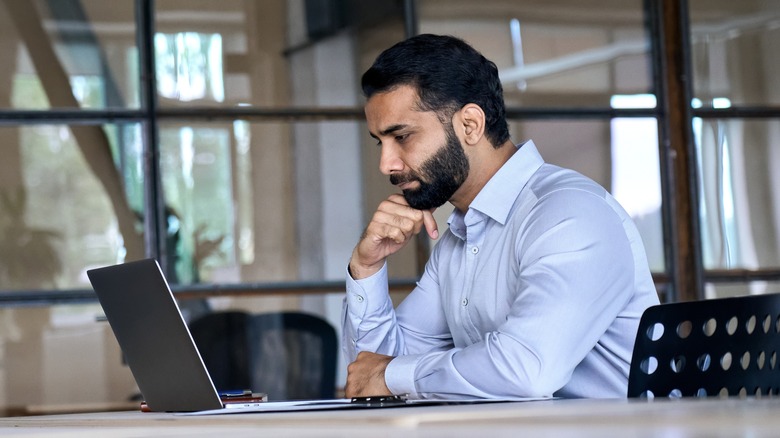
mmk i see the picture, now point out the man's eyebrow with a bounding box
[367,123,409,140]
[377,124,408,137]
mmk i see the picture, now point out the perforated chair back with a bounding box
[627,293,780,398]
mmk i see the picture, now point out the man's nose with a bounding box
[379,145,404,175]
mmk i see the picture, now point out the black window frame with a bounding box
[2,0,779,306]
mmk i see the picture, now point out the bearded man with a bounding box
[342,34,659,400]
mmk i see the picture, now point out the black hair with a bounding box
[361,34,510,148]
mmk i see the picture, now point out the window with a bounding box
[1,0,779,411]
[688,0,780,296]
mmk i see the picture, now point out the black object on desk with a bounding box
[628,292,780,398]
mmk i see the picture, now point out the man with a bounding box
[343,34,659,400]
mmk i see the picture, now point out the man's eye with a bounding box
[395,134,409,143]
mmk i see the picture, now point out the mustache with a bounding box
[390,172,420,186]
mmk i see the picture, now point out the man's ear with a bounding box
[456,104,486,146]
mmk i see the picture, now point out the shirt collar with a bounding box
[447,140,544,237]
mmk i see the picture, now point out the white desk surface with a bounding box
[1,397,779,437]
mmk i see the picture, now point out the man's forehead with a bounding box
[365,86,427,132]
[366,85,419,111]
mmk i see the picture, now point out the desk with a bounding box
[0,397,778,437]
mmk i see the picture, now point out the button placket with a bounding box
[460,214,485,341]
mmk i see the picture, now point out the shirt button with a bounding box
[462,298,469,306]
[355,295,364,303]
[471,246,479,254]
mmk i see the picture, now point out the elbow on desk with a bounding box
[479,338,566,398]
[463,359,561,398]
[507,373,562,398]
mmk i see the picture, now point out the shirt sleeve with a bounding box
[342,262,395,361]
[342,249,455,367]
[386,190,638,399]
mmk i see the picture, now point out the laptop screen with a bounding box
[88,259,223,412]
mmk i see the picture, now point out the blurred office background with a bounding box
[0,0,778,413]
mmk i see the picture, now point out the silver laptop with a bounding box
[88,258,265,412]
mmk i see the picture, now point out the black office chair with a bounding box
[627,293,780,398]
[189,311,338,401]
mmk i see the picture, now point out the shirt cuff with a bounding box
[345,262,389,317]
[385,354,421,398]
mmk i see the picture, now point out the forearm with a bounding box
[385,327,594,400]
[384,335,558,400]
[342,263,405,362]
[342,258,453,363]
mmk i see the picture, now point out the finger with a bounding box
[377,196,419,218]
[385,195,438,239]
[371,210,416,234]
[386,193,409,205]
[365,216,413,244]
[344,376,357,398]
[422,209,439,239]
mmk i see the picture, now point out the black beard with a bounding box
[390,124,469,210]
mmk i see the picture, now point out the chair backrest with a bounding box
[627,293,780,398]
[189,311,253,393]
[189,311,338,401]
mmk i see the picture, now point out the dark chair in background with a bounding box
[627,293,780,398]
[189,311,338,401]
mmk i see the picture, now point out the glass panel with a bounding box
[417,0,652,108]
[0,304,137,411]
[704,281,780,300]
[696,119,780,270]
[159,123,238,285]
[157,120,381,285]
[0,123,144,292]
[153,0,404,108]
[0,0,139,109]
[508,118,665,272]
[689,1,780,107]
[0,294,343,411]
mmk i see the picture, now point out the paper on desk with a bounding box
[179,399,354,416]
[178,396,550,416]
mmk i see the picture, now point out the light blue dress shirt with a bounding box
[343,140,659,399]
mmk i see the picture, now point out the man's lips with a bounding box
[397,180,420,191]
[390,174,420,191]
